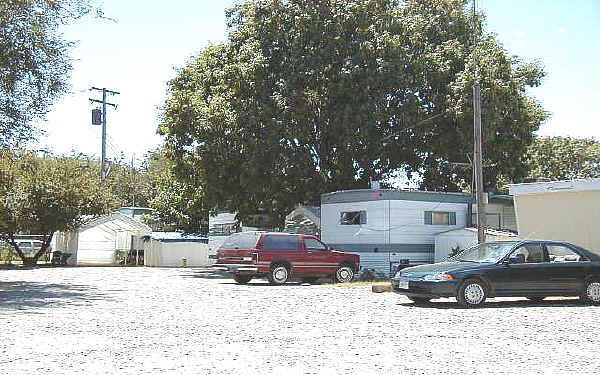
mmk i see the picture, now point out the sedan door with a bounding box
[486,243,548,296]
[540,243,589,295]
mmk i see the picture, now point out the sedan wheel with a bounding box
[334,265,354,283]
[267,265,289,285]
[581,280,600,305]
[457,279,487,307]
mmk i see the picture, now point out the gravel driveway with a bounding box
[1,267,598,375]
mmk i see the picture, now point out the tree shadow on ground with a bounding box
[0,281,109,312]
[398,297,586,309]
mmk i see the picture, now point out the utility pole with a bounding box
[472,0,486,243]
[89,87,120,181]
[473,84,486,243]
[131,153,136,207]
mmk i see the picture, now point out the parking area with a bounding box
[1,267,599,374]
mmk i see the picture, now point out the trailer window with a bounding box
[340,211,366,225]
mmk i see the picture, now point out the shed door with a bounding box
[116,232,132,251]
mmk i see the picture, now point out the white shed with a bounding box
[434,228,519,262]
[53,212,151,265]
[144,232,212,267]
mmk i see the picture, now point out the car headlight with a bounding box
[423,273,454,281]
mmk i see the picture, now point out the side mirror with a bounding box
[507,253,525,264]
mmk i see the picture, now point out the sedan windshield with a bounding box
[453,242,518,263]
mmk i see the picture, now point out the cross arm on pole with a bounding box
[89,98,118,108]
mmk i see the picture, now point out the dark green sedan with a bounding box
[391,240,600,307]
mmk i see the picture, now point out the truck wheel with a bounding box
[233,274,253,285]
[333,264,354,283]
[267,264,289,285]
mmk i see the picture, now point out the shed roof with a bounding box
[80,212,152,233]
[509,178,600,195]
[151,232,208,243]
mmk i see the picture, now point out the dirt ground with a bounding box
[1,267,598,374]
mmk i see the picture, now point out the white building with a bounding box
[471,194,517,232]
[320,189,473,270]
[53,212,151,265]
[509,178,600,252]
[144,232,212,267]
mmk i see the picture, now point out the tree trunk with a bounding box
[7,233,28,265]
[32,232,54,264]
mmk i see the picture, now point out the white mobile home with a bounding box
[320,189,472,271]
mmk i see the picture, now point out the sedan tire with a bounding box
[581,279,600,305]
[457,279,487,308]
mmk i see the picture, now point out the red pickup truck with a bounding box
[214,232,360,285]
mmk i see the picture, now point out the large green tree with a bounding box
[0,150,114,265]
[144,148,208,233]
[160,0,547,224]
[524,136,600,180]
[0,0,97,145]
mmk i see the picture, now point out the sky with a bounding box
[36,0,600,164]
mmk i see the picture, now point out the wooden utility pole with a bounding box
[89,87,120,182]
[473,0,486,243]
[473,84,486,243]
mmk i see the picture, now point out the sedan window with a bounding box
[454,242,517,263]
[512,244,544,263]
[547,245,585,262]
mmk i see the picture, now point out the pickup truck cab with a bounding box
[214,232,360,285]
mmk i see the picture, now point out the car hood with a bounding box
[400,261,488,276]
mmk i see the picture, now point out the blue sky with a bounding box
[37,0,600,162]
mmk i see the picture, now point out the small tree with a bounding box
[0,150,115,265]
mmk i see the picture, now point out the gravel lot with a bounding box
[1,267,599,375]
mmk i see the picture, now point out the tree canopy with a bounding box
[0,150,114,265]
[159,0,547,224]
[525,136,600,181]
[145,148,208,233]
[0,0,96,145]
